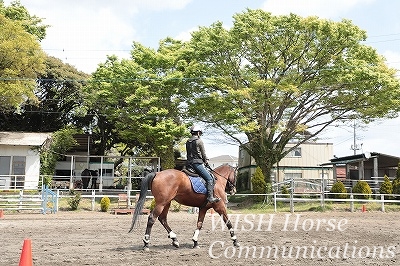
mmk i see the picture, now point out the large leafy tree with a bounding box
[0,0,48,41]
[0,56,90,131]
[0,13,46,110]
[85,39,187,168]
[184,9,400,182]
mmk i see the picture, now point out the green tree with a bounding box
[183,9,400,182]
[85,39,188,168]
[0,13,45,110]
[40,127,78,177]
[0,0,48,41]
[0,56,89,132]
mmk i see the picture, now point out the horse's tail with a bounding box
[128,172,156,233]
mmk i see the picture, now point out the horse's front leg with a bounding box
[158,202,180,248]
[221,212,240,247]
[192,208,208,248]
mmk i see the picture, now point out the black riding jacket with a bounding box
[186,135,208,164]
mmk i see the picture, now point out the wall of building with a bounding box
[0,145,41,189]
[237,142,333,189]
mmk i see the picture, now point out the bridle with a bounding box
[207,165,237,191]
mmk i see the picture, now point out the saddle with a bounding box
[181,165,206,194]
[182,165,199,177]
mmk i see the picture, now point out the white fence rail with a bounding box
[232,190,400,213]
[1,175,400,214]
[0,187,57,213]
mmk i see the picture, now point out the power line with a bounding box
[1,64,399,83]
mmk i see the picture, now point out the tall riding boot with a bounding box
[206,179,220,203]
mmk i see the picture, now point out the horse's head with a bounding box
[214,164,237,196]
[227,166,237,195]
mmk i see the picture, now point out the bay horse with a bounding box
[129,164,239,250]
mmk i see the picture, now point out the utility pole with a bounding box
[350,121,361,155]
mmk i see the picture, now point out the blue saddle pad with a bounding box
[188,176,207,194]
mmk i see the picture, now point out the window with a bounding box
[285,147,302,157]
[12,156,26,188]
[12,156,25,175]
[284,173,302,180]
[0,156,11,175]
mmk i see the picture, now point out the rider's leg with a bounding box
[192,163,220,203]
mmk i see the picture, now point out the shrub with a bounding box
[264,182,273,205]
[100,196,111,212]
[330,181,347,199]
[352,180,372,199]
[251,166,267,202]
[392,163,400,199]
[39,175,53,188]
[170,200,181,212]
[150,198,156,211]
[68,189,81,210]
[379,175,393,199]
[281,185,290,198]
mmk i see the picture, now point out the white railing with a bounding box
[233,191,400,213]
[0,186,57,213]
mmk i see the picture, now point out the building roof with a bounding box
[209,155,238,162]
[0,131,51,146]
[325,152,400,169]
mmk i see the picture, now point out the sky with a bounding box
[5,0,400,159]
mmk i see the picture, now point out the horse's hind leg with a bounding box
[158,202,179,248]
[143,203,166,251]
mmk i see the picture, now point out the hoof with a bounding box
[233,240,240,247]
[143,247,150,252]
[172,241,180,248]
[193,241,200,249]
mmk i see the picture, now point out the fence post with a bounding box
[273,192,277,212]
[56,190,60,212]
[380,194,385,212]
[290,178,294,213]
[19,190,23,210]
[91,190,96,211]
[320,192,324,209]
[41,188,47,214]
[350,194,354,212]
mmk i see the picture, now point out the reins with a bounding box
[207,165,237,190]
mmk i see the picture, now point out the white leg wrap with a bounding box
[192,229,200,241]
[169,231,177,239]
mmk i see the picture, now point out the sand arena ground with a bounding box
[1,210,400,266]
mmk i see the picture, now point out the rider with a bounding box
[186,125,220,203]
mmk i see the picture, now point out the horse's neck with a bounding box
[215,170,228,186]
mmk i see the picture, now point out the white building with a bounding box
[0,132,51,189]
[208,155,238,168]
[238,142,333,190]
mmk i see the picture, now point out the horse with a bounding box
[81,169,91,189]
[129,164,239,250]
